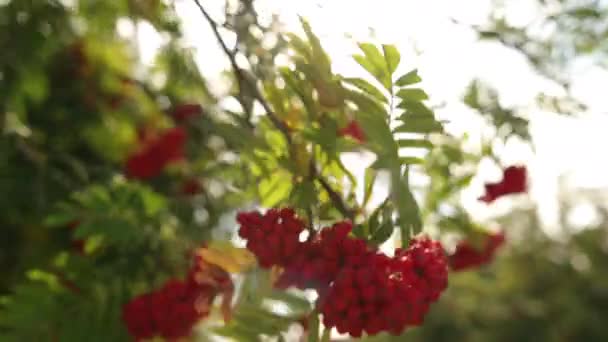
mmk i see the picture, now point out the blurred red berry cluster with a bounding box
[122,249,233,341]
[479,166,527,203]
[169,104,203,123]
[66,220,85,254]
[125,103,204,182]
[126,127,187,180]
[449,231,506,271]
[237,209,449,337]
[338,120,366,143]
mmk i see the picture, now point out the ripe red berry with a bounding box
[275,221,370,291]
[122,280,211,341]
[123,247,233,341]
[479,166,527,203]
[449,231,505,271]
[396,236,448,302]
[338,120,366,143]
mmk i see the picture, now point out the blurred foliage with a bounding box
[1,0,608,341]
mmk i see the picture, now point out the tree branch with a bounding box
[192,0,292,144]
[192,0,354,220]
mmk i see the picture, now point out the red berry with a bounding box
[479,166,527,203]
[449,231,506,271]
[339,120,366,143]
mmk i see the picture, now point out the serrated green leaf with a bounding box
[370,221,394,245]
[382,44,400,76]
[391,171,422,246]
[369,156,393,170]
[344,90,399,163]
[259,173,292,208]
[396,88,428,101]
[395,69,422,86]
[351,224,367,239]
[291,180,317,211]
[74,217,135,244]
[345,87,387,116]
[397,139,434,149]
[139,189,166,217]
[368,206,381,236]
[355,43,391,90]
[265,81,288,115]
[363,168,377,206]
[300,17,332,75]
[286,33,312,60]
[399,156,425,165]
[43,211,77,228]
[398,100,434,116]
[342,77,387,103]
[268,291,312,314]
[279,67,317,115]
[394,117,443,134]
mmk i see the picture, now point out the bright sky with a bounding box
[132,0,608,236]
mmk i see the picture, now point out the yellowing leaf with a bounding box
[293,141,311,178]
[284,107,305,131]
[197,242,256,274]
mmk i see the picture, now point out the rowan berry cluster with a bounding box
[237,208,449,337]
[321,236,448,336]
[237,208,307,268]
[122,249,232,341]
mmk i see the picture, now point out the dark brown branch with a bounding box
[192,0,354,220]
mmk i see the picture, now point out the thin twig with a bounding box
[193,0,354,220]
[317,175,354,220]
[192,0,292,144]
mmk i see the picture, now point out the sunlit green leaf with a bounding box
[396,88,429,101]
[342,77,388,103]
[355,43,391,90]
[363,168,377,206]
[382,44,401,76]
[259,171,292,207]
[391,170,422,246]
[398,100,434,116]
[394,116,443,134]
[395,69,422,87]
[370,221,394,245]
[399,156,425,165]
[397,139,434,149]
